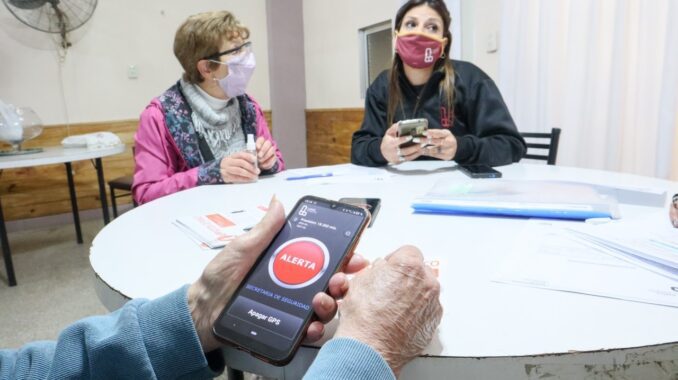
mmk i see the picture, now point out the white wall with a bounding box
[303,0,401,109]
[303,0,499,110]
[0,1,270,125]
[461,0,501,80]
[0,0,502,122]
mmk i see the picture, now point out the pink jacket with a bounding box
[133,86,284,205]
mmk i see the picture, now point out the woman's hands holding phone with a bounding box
[381,123,457,164]
[188,197,369,353]
[423,128,457,161]
[380,123,423,164]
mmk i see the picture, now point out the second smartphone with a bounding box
[458,164,502,178]
[338,197,381,227]
[212,195,370,365]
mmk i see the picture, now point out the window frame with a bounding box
[359,20,393,99]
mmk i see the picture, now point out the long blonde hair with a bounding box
[387,0,455,126]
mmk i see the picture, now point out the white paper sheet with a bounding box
[174,206,267,249]
[494,220,678,308]
[569,211,678,280]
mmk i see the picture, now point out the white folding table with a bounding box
[0,144,125,286]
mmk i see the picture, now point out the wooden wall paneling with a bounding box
[263,111,272,133]
[0,120,138,221]
[305,108,364,167]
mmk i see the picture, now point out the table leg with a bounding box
[65,162,83,244]
[0,197,17,286]
[94,158,111,225]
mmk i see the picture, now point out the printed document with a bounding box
[174,206,267,250]
[569,210,678,280]
[494,220,678,308]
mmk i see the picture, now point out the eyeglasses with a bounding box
[203,41,252,61]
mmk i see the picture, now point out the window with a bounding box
[359,21,392,98]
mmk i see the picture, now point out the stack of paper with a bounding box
[495,217,678,308]
[568,212,678,280]
[174,206,267,249]
[412,179,621,220]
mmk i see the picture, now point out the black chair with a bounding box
[521,128,561,165]
[109,175,136,218]
[109,146,137,218]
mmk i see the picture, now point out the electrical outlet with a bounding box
[127,65,139,79]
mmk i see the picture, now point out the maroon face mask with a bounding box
[395,32,447,69]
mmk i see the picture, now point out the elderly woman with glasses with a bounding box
[133,11,284,205]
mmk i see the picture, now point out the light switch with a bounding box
[127,65,139,79]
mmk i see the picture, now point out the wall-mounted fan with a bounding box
[3,0,97,49]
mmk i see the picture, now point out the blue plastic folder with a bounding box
[411,179,621,220]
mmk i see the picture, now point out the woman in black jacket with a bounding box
[351,0,526,167]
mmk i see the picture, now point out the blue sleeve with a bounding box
[304,338,395,380]
[0,286,224,379]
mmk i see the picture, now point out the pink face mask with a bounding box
[214,51,256,98]
[395,32,447,69]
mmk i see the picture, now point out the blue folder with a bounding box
[411,179,621,221]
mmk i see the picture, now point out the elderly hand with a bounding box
[187,197,368,352]
[256,137,277,171]
[334,245,443,376]
[671,194,678,228]
[423,128,457,161]
[220,152,260,183]
[380,123,423,164]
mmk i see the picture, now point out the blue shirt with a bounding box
[0,286,394,379]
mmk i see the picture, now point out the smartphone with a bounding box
[397,118,428,148]
[212,195,370,365]
[338,198,381,228]
[458,164,502,178]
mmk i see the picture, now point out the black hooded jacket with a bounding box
[351,60,526,167]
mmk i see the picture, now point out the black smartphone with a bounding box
[397,118,429,148]
[458,164,502,178]
[338,198,381,227]
[212,195,370,365]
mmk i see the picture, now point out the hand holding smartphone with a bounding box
[212,196,370,365]
[397,118,429,148]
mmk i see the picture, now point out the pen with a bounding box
[286,172,334,181]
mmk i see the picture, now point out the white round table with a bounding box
[90,162,678,379]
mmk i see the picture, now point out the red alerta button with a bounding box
[268,237,329,289]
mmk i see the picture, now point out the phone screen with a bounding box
[213,196,369,364]
[398,119,429,148]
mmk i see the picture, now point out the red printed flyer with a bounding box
[174,205,268,249]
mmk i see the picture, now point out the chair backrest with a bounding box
[520,128,561,165]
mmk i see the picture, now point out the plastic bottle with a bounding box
[246,133,258,170]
